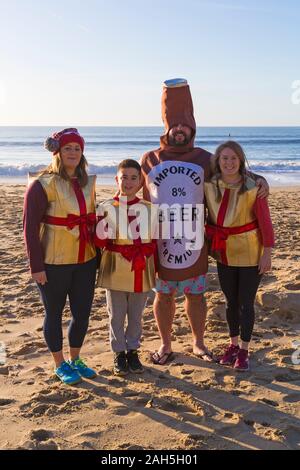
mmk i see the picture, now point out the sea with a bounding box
[0,126,299,186]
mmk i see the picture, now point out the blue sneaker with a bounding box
[55,361,82,385]
[68,357,97,379]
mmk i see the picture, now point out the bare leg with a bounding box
[51,348,82,367]
[69,347,81,361]
[241,340,250,351]
[185,293,212,360]
[51,350,65,368]
[152,292,175,363]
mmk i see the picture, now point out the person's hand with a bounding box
[256,177,269,198]
[32,271,47,285]
[258,249,272,275]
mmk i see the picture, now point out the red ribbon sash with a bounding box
[106,242,157,292]
[42,179,96,264]
[205,220,259,260]
[43,212,96,263]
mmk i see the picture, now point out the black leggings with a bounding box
[217,262,262,343]
[37,257,97,352]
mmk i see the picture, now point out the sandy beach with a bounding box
[0,183,299,451]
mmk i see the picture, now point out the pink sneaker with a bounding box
[219,344,240,366]
[234,349,250,372]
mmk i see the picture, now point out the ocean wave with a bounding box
[1,137,300,148]
[0,163,117,176]
[248,161,300,171]
[1,161,300,176]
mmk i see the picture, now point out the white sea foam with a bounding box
[0,126,299,185]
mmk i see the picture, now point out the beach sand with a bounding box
[0,184,299,451]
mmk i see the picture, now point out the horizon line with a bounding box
[0,125,299,128]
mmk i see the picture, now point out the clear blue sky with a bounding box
[0,0,299,126]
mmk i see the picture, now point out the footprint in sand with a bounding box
[283,425,300,449]
[29,429,53,442]
[271,328,285,337]
[18,429,59,450]
[253,425,285,444]
[114,443,147,450]
[250,370,274,384]
[258,397,279,407]
[283,282,300,291]
[10,341,47,357]
[111,405,133,416]
[27,366,46,375]
[150,391,205,417]
[0,398,15,406]
[193,369,218,388]
[71,431,103,449]
[282,392,300,403]
[180,434,208,450]
[274,371,300,383]
[19,387,96,417]
[75,430,102,439]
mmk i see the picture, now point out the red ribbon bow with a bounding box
[107,242,156,272]
[205,220,259,256]
[43,212,97,263]
[106,242,157,292]
[66,213,97,242]
[205,225,228,252]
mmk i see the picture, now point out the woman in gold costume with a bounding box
[23,128,97,385]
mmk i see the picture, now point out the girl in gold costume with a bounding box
[205,141,275,371]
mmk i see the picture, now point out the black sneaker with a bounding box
[114,351,129,376]
[127,350,144,374]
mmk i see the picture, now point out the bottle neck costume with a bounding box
[140,81,211,281]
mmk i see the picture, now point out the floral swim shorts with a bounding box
[155,275,207,295]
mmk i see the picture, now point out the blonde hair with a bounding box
[212,140,250,202]
[39,153,89,187]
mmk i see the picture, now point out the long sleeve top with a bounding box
[23,180,48,274]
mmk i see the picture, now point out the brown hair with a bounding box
[212,140,249,202]
[39,153,89,187]
[117,159,141,174]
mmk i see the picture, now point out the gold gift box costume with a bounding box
[95,197,157,293]
[30,173,97,265]
[205,177,264,266]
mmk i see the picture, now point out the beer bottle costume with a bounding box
[140,80,211,288]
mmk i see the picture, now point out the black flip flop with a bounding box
[194,349,215,363]
[150,351,175,365]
